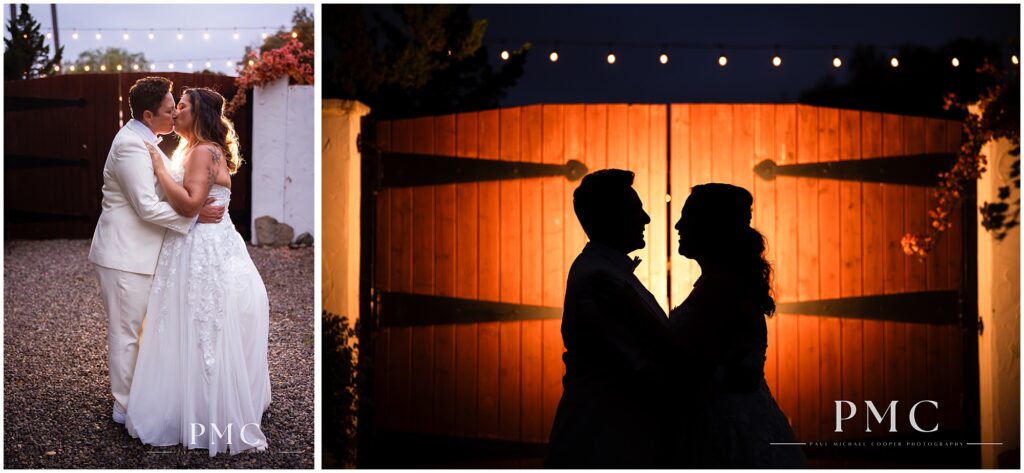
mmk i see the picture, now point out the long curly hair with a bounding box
[682,183,776,318]
[174,87,242,174]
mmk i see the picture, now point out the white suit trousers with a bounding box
[95,263,153,413]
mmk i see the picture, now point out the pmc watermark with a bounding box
[189,422,263,447]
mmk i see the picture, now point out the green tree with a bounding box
[64,47,148,73]
[4,4,63,80]
[323,4,530,119]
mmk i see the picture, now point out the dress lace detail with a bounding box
[126,167,271,456]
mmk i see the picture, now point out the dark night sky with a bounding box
[459,4,1020,105]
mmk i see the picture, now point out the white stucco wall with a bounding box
[322,99,369,326]
[976,135,1020,468]
[251,76,315,243]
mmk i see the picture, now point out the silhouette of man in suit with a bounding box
[545,169,675,468]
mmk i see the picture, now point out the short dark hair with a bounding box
[572,168,635,238]
[128,77,172,120]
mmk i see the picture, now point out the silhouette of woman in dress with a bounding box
[669,183,806,468]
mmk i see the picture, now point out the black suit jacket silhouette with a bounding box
[545,242,676,468]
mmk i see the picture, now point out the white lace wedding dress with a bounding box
[125,169,271,456]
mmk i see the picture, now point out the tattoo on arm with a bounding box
[207,165,216,187]
[209,147,222,165]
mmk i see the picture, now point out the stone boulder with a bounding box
[255,216,294,247]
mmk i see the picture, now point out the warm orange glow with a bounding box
[132,64,139,70]
[70,65,76,72]
[501,50,510,61]
[951,57,960,67]
[83,65,90,72]
[99,64,106,71]
[607,53,616,64]
[890,57,900,68]
[116,64,122,71]
[291,31,298,39]
[659,53,669,64]
[549,51,559,62]
[772,55,782,67]
[833,57,842,68]
[719,55,728,67]
[1013,55,1019,65]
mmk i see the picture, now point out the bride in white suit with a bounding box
[89,77,224,429]
[124,86,271,456]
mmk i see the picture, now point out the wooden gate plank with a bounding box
[838,108,865,441]
[433,114,458,436]
[818,106,843,442]
[669,104,696,308]
[498,107,523,441]
[859,111,887,438]
[752,104,779,394]
[411,117,436,434]
[390,119,415,432]
[649,104,669,312]
[520,104,545,443]
[772,104,800,430]
[541,105,566,440]
[881,112,909,434]
[454,112,480,437]
[477,109,502,440]
[795,105,822,442]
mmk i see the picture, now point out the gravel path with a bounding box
[4,240,314,469]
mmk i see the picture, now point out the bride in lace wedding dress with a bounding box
[125,87,271,456]
[669,183,805,468]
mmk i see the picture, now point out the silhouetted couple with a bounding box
[545,169,807,468]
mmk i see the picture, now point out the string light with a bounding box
[203,31,210,40]
[606,52,616,64]
[205,61,212,68]
[69,65,76,72]
[149,29,155,40]
[100,64,106,71]
[149,64,156,71]
[116,64,123,71]
[772,55,782,67]
[233,30,240,40]
[72,30,79,40]
[122,30,129,41]
[291,31,298,39]
[46,32,52,39]
[248,59,255,66]
[83,65,90,72]
[951,57,960,67]
[187,61,194,69]
[95,30,102,40]
[177,30,184,40]
[890,56,899,67]
[659,53,669,64]
[53,65,60,72]
[718,55,728,67]
[549,51,559,62]
[261,31,268,39]
[132,64,139,70]
[1012,55,1019,65]
[168,63,175,69]
[226,60,234,67]
[833,56,842,68]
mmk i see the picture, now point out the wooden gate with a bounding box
[365,104,978,467]
[4,72,252,240]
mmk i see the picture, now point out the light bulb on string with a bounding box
[890,56,899,68]
[501,49,510,61]
[168,63,175,70]
[951,57,960,67]
[148,30,155,40]
[116,64,122,71]
[659,53,669,64]
[132,64,139,71]
[1012,55,1019,65]
[226,60,234,67]
[46,31,52,39]
[123,30,129,41]
[149,64,156,71]
[203,31,210,40]
[95,30,102,40]
[69,65,76,72]
[177,30,183,41]
[248,59,255,67]
[187,61,194,70]
[84,65,90,72]
[719,55,728,67]
[291,31,298,39]
[549,51,559,62]
[72,30,79,40]
[607,52,616,64]
[53,64,60,72]
[205,61,212,68]
[233,30,240,40]
[772,54,782,67]
[261,30,268,39]
[833,56,842,68]
[100,64,106,71]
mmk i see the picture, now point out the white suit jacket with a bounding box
[88,120,195,275]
